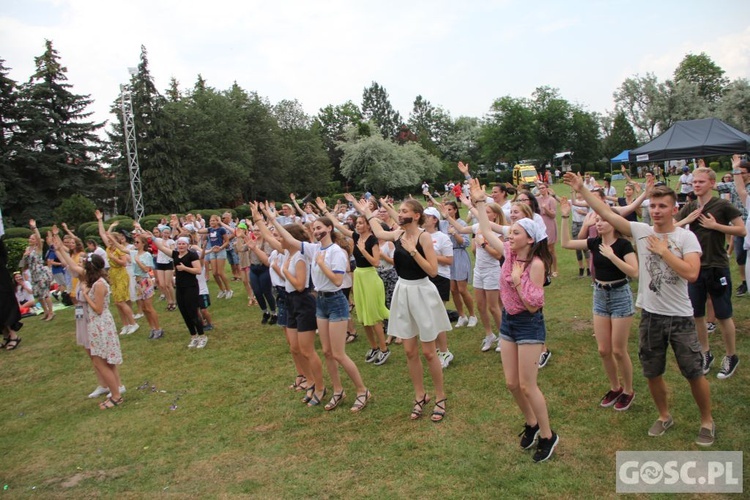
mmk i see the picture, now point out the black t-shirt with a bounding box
[172,249,200,288]
[676,197,742,268]
[352,233,377,268]
[394,232,427,280]
[586,237,634,282]
[617,198,638,222]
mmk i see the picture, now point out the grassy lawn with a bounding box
[1,182,748,498]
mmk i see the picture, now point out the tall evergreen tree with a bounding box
[361,82,402,139]
[13,40,105,223]
[0,59,22,221]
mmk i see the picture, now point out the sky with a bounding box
[1,0,749,131]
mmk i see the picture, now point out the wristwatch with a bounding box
[409,250,416,257]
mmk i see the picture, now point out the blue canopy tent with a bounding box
[608,150,630,179]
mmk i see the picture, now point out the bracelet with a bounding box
[561,215,570,219]
[464,174,471,180]
[733,170,742,175]
[367,216,376,221]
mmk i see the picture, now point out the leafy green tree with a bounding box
[480,96,535,165]
[602,111,638,159]
[717,78,750,132]
[568,108,600,164]
[613,73,662,141]
[441,116,481,165]
[361,82,402,139]
[13,40,106,223]
[408,95,454,155]
[338,123,442,194]
[655,78,710,131]
[531,86,573,161]
[315,101,362,184]
[674,52,728,104]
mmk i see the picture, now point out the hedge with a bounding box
[3,227,32,239]
[3,237,27,274]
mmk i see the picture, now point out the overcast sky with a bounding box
[1,0,749,130]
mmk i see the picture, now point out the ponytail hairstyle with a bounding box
[401,199,425,225]
[83,253,109,288]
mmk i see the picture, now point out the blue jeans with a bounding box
[315,291,349,322]
[250,264,276,312]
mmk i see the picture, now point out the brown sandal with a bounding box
[350,390,371,413]
[324,391,346,411]
[410,394,430,420]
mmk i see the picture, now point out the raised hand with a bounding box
[468,178,486,203]
[559,197,571,217]
[563,172,584,191]
[289,193,296,201]
[94,210,103,220]
[457,161,469,176]
[29,218,37,228]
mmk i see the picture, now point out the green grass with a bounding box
[1,191,749,498]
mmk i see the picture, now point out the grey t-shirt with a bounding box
[630,222,702,317]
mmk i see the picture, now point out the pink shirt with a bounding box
[500,241,545,315]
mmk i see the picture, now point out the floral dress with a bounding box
[22,248,52,298]
[87,278,122,365]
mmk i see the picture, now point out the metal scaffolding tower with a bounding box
[120,85,144,221]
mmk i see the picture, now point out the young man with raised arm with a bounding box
[564,172,715,446]
[675,166,745,379]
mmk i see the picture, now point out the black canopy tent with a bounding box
[628,118,750,163]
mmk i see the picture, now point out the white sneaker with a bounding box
[225,289,233,299]
[196,335,208,349]
[495,341,502,352]
[442,351,454,368]
[481,334,497,352]
[217,290,226,299]
[119,326,129,336]
[107,385,127,398]
[187,337,200,348]
[133,313,144,320]
[88,386,108,398]
[467,316,478,328]
[455,315,468,328]
[128,323,140,335]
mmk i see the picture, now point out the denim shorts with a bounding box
[593,284,635,318]
[199,293,211,309]
[638,310,703,380]
[275,287,288,327]
[316,290,349,322]
[499,309,546,345]
[688,267,733,319]
[205,248,227,261]
[225,247,239,265]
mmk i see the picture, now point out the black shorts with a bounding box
[286,289,317,332]
[688,267,733,320]
[429,275,451,302]
[155,262,174,271]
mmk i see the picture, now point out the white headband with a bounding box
[516,218,546,244]
[177,237,190,244]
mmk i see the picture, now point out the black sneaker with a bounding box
[533,432,559,463]
[268,314,278,325]
[736,283,747,297]
[519,423,540,450]
[374,349,391,366]
[703,351,715,375]
[261,311,271,325]
[707,322,717,333]
[365,348,378,363]
[717,355,739,379]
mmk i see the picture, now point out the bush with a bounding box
[3,227,32,239]
[496,171,513,184]
[55,194,97,229]
[234,205,251,220]
[76,222,98,239]
[709,161,721,171]
[585,171,599,179]
[3,237,27,274]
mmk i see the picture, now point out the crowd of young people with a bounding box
[3,156,747,463]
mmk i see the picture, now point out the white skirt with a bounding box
[389,277,452,342]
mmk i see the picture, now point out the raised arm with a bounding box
[315,197,354,237]
[51,232,84,275]
[559,197,588,251]
[468,179,505,256]
[260,202,304,252]
[350,197,399,242]
[28,219,43,251]
[564,173,632,237]
[249,202,283,253]
[289,193,307,218]
[732,154,749,207]
[94,210,112,247]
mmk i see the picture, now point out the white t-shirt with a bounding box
[16,281,34,304]
[679,173,694,194]
[197,264,209,296]
[629,222,702,317]
[283,251,309,294]
[379,241,394,271]
[269,250,286,288]
[429,230,453,280]
[300,242,347,292]
[155,238,175,264]
[471,224,501,271]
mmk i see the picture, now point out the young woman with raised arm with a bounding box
[265,207,371,413]
[469,178,559,463]
[352,196,451,422]
[95,211,137,334]
[560,197,639,410]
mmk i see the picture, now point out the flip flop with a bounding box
[5,338,21,350]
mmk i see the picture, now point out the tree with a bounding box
[338,123,442,194]
[407,95,454,155]
[655,78,710,131]
[441,116,482,165]
[613,73,662,142]
[568,108,600,164]
[674,52,728,104]
[0,59,22,222]
[602,111,638,159]
[531,86,573,161]
[107,45,188,215]
[480,96,535,165]
[13,40,106,223]
[717,78,750,132]
[55,193,96,228]
[315,101,362,183]
[361,82,402,139]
